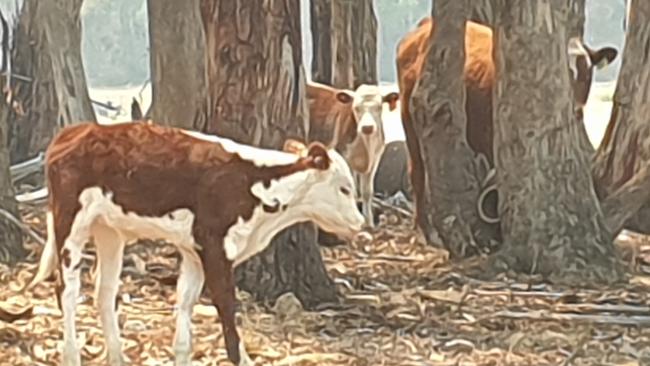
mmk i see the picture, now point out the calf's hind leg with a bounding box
[173,248,205,366]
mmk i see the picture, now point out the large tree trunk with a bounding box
[200,0,336,308]
[592,0,650,235]
[147,0,208,129]
[409,0,497,258]
[311,0,378,89]
[491,0,622,283]
[0,88,26,264]
[7,0,59,163]
[41,0,95,125]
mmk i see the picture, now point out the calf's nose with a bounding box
[361,125,374,135]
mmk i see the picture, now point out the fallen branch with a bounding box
[0,208,45,245]
[15,187,48,203]
[486,309,650,326]
[9,152,44,182]
[372,197,413,218]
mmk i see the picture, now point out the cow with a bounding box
[396,17,619,228]
[27,122,365,366]
[306,81,399,227]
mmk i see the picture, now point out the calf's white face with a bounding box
[284,141,365,238]
[336,84,400,137]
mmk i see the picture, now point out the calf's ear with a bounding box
[383,92,400,111]
[590,46,618,69]
[306,142,331,170]
[283,138,308,157]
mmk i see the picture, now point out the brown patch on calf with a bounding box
[60,248,71,268]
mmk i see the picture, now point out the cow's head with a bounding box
[282,139,365,239]
[568,38,618,108]
[335,85,400,138]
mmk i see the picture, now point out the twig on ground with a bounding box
[372,197,413,218]
[0,208,45,245]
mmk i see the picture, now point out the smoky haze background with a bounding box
[0,0,627,89]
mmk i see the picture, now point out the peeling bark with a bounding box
[409,0,497,258]
[7,0,58,163]
[350,0,378,86]
[491,0,622,283]
[0,87,26,264]
[147,0,208,129]
[41,0,95,125]
[592,0,650,236]
[200,0,336,308]
[310,0,332,84]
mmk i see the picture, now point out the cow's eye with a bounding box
[340,187,351,196]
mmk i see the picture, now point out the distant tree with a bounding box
[491,0,622,282]
[147,0,207,128]
[7,0,94,163]
[311,0,378,88]
[592,0,650,235]
[201,0,337,307]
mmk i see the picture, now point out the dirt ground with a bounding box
[1,203,650,366]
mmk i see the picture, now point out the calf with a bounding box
[306,82,399,226]
[28,122,365,366]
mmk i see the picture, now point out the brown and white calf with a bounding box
[306,82,399,226]
[28,122,365,366]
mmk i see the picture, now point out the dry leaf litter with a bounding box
[1,202,650,365]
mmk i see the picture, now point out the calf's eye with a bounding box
[340,187,351,196]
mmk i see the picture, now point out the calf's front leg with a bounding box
[199,243,253,366]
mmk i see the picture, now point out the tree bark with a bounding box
[491,0,622,283]
[310,0,332,84]
[7,0,59,163]
[41,0,96,125]
[147,0,208,129]
[592,0,650,235]
[0,86,26,264]
[311,0,378,89]
[409,0,497,258]
[350,0,378,86]
[200,0,336,308]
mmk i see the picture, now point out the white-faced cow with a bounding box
[396,17,618,228]
[306,81,399,227]
[28,122,365,366]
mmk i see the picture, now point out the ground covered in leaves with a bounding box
[2,204,650,365]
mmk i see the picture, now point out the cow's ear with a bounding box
[283,138,307,156]
[306,142,330,170]
[335,91,354,105]
[383,92,400,111]
[589,46,618,69]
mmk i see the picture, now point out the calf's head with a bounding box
[567,38,618,108]
[335,85,400,138]
[282,139,365,239]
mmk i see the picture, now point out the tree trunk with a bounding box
[592,0,650,235]
[310,0,332,84]
[491,0,622,283]
[7,0,59,163]
[311,0,378,89]
[147,0,208,129]
[350,0,378,86]
[41,0,96,125]
[0,87,26,264]
[200,0,336,308]
[409,0,497,258]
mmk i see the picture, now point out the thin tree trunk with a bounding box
[200,0,336,308]
[330,0,355,88]
[592,0,650,235]
[41,0,96,125]
[409,0,497,258]
[7,0,59,163]
[147,0,208,129]
[351,0,378,86]
[0,88,26,264]
[310,0,332,84]
[491,0,622,283]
